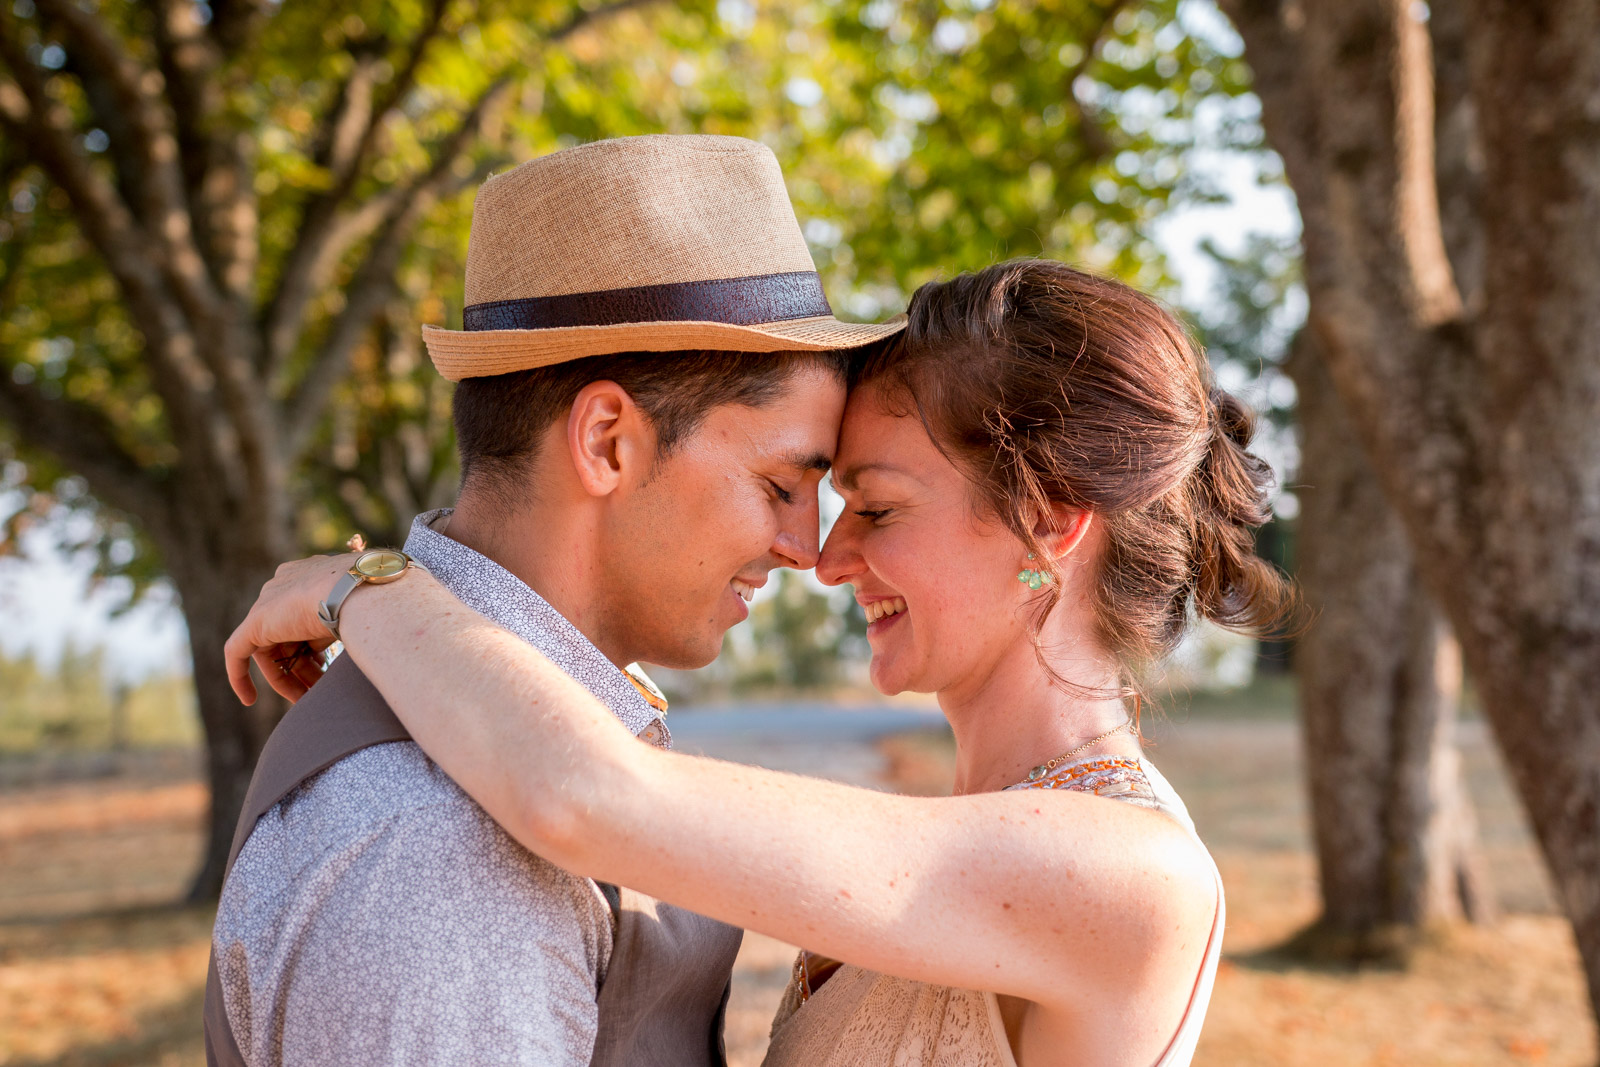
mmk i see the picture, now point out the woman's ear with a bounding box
[566,381,653,498]
[1034,506,1094,563]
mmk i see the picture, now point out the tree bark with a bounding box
[1220,0,1600,1023]
[161,516,295,898]
[1288,332,1493,960]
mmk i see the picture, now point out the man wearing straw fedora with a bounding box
[204,135,902,1067]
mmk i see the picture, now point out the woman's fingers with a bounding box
[291,644,331,692]
[224,554,354,705]
[279,641,332,698]
[254,648,312,703]
[225,623,261,705]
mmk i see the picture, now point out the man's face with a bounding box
[599,365,847,669]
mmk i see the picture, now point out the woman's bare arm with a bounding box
[225,560,1216,1013]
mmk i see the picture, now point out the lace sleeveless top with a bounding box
[762,756,1225,1067]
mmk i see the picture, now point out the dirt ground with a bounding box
[1,717,1594,1066]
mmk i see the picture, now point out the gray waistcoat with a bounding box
[203,655,743,1067]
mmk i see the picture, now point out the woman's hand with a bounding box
[225,555,358,706]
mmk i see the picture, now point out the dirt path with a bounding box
[0,714,1593,1065]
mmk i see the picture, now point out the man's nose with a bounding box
[772,506,821,571]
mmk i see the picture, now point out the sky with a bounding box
[0,106,1300,685]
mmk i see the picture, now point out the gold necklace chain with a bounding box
[1025,720,1133,782]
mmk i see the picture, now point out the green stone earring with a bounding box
[1016,552,1052,591]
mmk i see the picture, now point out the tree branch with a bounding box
[1218,0,1480,566]
[261,0,673,378]
[1465,0,1600,409]
[152,0,259,304]
[1217,0,1318,168]
[547,0,665,42]
[311,51,382,181]
[0,13,281,516]
[26,4,283,518]
[260,0,453,376]
[205,0,273,57]
[31,0,225,330]
[0,174,31,311]
[0,43,278,542]
[0,362,169,522]
[285,77,513,452]
[1392,0,1462,326]
[0,44,212,414]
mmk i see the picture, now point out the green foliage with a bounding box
[1,0,1255,612]
[0,645,198,753]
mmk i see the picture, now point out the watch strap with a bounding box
[318,569,363,643]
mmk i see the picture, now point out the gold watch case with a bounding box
[318,548,418,643]
[351,548,412,582]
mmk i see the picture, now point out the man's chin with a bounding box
[636,633,726,672]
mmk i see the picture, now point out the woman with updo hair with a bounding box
[228,259,1292,1066]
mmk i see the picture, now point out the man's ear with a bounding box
[566,380,654,498]
[1034,505,1094,563]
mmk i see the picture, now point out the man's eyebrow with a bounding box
[779,450,834,474]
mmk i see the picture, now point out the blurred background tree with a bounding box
[1221,0,1600,1023]
[0,0,1253,896]
[1198,229,1493,960]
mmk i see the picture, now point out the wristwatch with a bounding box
[318,548,423,643]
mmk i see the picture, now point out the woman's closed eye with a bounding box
[854,507,893,522]
[768,480,796,505]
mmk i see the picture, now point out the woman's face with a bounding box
[818,383,1038,696]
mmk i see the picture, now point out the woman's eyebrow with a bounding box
[834,462,907,491]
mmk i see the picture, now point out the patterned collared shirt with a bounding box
[213,509,670,1066]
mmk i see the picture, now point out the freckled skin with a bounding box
[819,385,1029,698]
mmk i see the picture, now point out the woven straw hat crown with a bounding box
[422,134,903,380]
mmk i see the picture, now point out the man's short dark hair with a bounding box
[452,349,854,506]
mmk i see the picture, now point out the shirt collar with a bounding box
[402,508,669,748]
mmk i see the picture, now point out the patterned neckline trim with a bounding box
[1007,755,1148,792]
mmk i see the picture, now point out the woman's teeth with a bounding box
[731,579,756,602]
[865,597,907,622]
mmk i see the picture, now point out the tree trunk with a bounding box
[1220,0,1600,1023]
[165,528,292,900]
[1288,333,1493,960]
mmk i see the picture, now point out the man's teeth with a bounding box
[731,579,756,602]
[865,597,907,622]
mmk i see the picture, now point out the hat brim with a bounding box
[422,315,906,381]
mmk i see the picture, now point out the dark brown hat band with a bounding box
[463,271,832,332]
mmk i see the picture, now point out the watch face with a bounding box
[354,549,409,579]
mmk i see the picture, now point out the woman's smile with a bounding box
[862,595,908,638]
[867,608,906,637]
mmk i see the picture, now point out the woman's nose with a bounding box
[816,519,862,587]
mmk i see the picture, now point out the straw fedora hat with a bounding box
[421,135,906,380]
